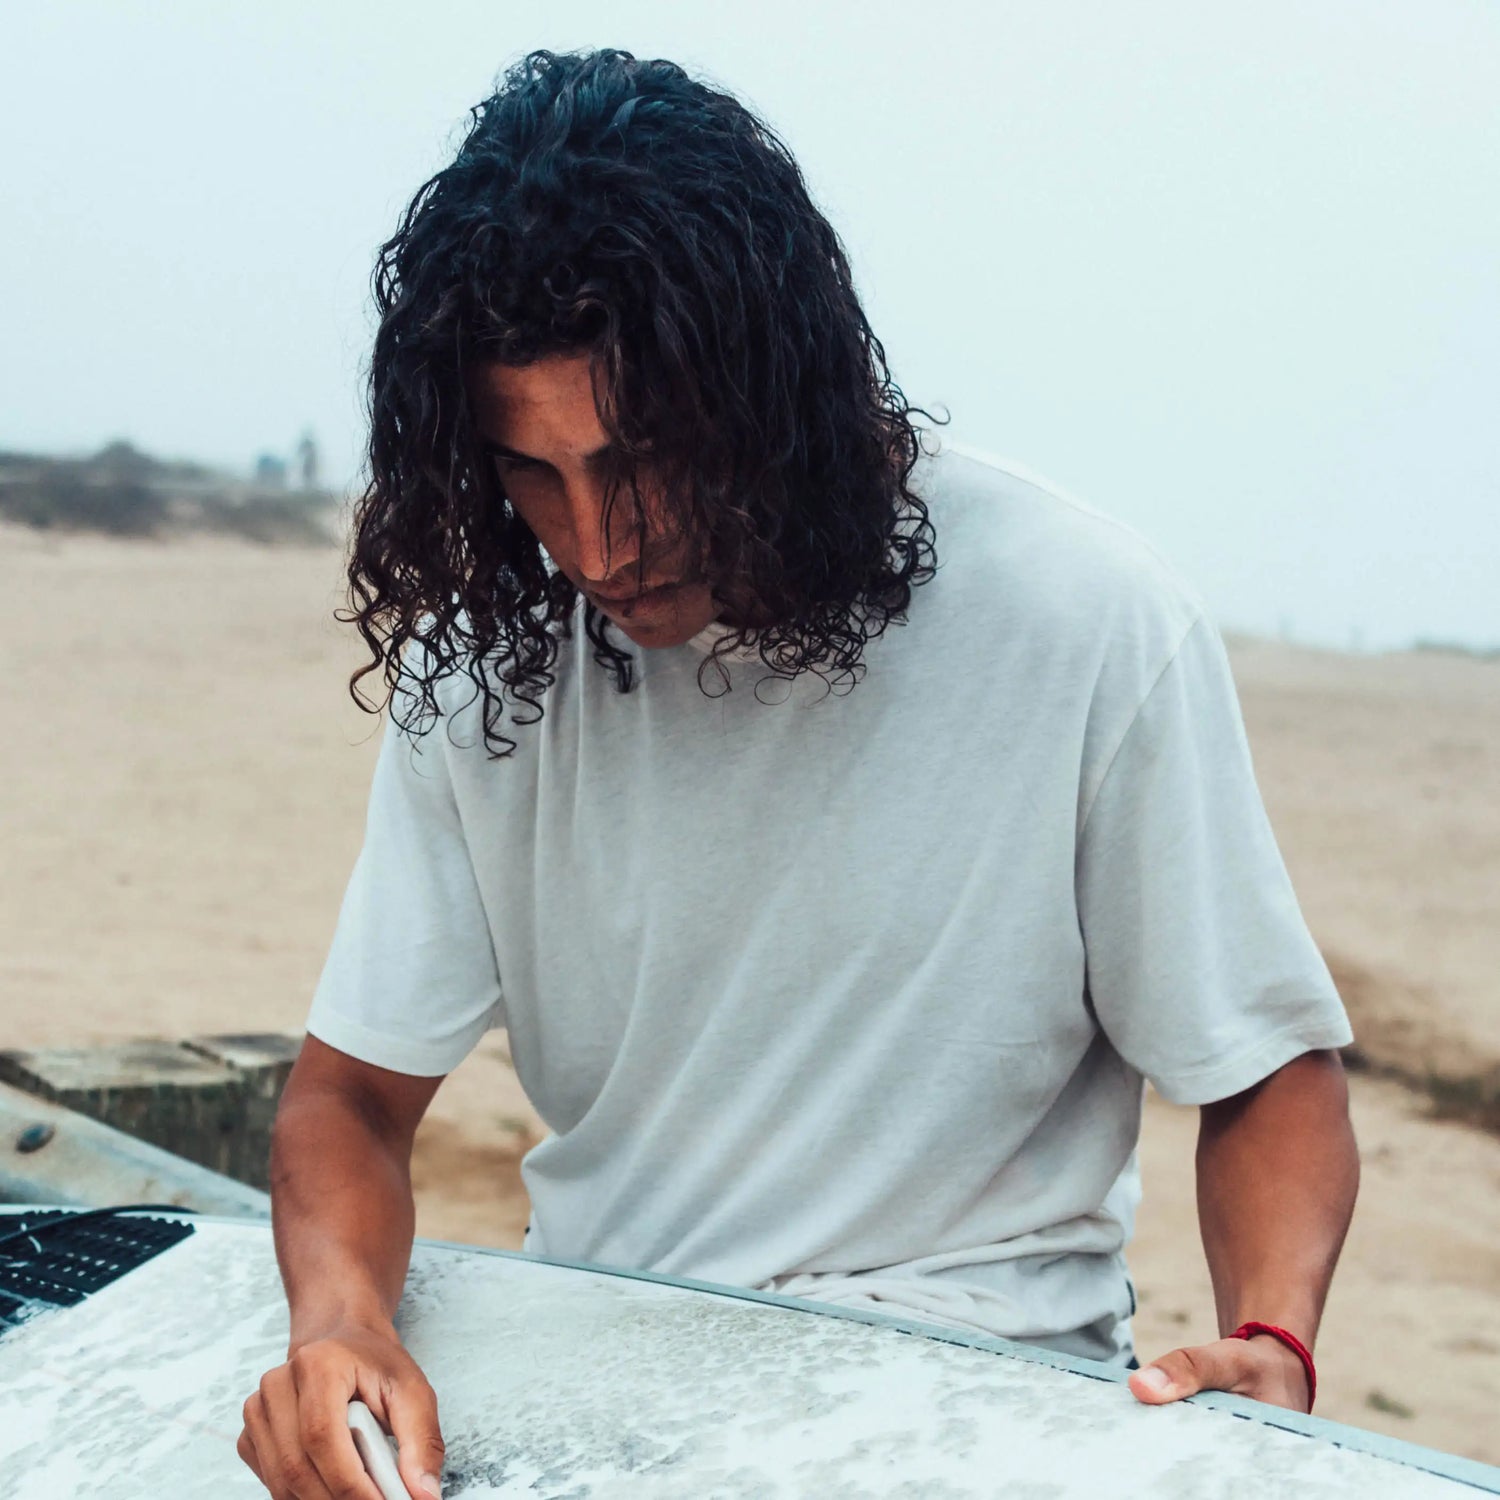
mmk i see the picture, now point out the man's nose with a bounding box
[568,472,643,584]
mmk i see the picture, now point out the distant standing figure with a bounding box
[296,430,319,491]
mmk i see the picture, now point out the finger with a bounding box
[260,1363,336,1499]
[379,1370,447,1500]
[1128,1340,1252,1404]
[290,1348,386,1500]
[238,1420,266,1487]
[243,1390,292,1499]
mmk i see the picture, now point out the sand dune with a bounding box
[2,524,1496,1461]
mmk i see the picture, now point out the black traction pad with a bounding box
[0,1209,195,1330]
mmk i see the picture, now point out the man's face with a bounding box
[468,352,723,649]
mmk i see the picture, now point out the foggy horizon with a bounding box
[3,0,1496,654]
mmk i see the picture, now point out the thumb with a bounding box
[1128,1341,1245,1405]
[383,1375,446,1500]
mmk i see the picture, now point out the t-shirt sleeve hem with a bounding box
[1149,1015,1356,1107]
[304,1007,490,1079]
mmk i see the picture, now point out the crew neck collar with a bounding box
[684,617,763,663]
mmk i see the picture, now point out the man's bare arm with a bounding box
[1129,1049,1359,1411]
[238,1035,448,1500]
[270,1036,441,1346]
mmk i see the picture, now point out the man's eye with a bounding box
[493,454,547,488]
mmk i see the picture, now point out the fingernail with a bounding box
[420,1474,442,1498]
[1137,1366,1173,1393]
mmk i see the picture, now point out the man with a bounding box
[239,47,1359,1500]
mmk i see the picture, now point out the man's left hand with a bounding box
[1127,1333,1311,1413]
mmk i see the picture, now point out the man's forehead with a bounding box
[469,353,606,438]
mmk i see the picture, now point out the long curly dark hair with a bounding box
[345,46,941,756]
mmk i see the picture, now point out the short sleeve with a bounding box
[306,699,504,1078]
[1075,614,1352,1105]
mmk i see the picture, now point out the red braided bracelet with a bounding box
[1232,1322,1317,1412]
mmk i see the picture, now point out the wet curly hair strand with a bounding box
[344,46,941,757]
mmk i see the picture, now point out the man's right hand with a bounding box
[238,1320,446,1500]
[256,1037,449,1496]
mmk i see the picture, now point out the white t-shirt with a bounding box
[306,441,1352,1364]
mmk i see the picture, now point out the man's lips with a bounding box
[589,580,682,603]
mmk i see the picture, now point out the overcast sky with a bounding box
[4,0,1496,650]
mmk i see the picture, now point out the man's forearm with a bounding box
[269,1085,419,1350]
[1196,1049,1359,1346]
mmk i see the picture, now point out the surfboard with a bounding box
[1,1209,1495,1498]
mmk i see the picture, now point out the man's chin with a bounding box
[613,614,711,649]
[590,582,720,648]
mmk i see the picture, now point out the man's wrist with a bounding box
[1225,1295,1320,1349]
[289,1295,398,1353]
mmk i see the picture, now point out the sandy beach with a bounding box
[3,523,1497,1463]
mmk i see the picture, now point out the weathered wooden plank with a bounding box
[0,1032,303,1189]
[0,1081,269,1215]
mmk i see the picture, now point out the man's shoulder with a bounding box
[917,440,1205,662]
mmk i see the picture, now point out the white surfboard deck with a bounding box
[1,1211,1494,1498]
